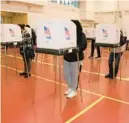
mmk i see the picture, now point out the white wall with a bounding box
[79,1,95,20]
[2,1,80,28]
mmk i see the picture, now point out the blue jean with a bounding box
[108,52,122,77]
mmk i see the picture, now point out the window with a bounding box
[51,0,79,8]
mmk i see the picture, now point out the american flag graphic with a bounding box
[64,27,70,40]
[44,26,51,39]
[9,28,15,36]
[102,29,108,37]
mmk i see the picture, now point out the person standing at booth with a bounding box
[63,20,87,98]
[19,24,33,78]
[25,25,37,48]
[105,30,126,79]
[88,38,101,59]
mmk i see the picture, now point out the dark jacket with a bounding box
[64,28,87,62]
[31,28,37,45]
[20,30,32,55]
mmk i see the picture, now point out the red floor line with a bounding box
[1,65,129,105]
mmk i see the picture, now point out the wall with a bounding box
[1,1,80,28]
[94,1,129,30]
[12,14,28,24]
[79,1,95,20]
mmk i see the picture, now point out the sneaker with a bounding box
[66,90,77,99]
[64,88,72,95]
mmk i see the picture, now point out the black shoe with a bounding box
[24,75,29,78]
[19,72,27,76]
[24,73,31,78]
[105,74,113,79]
[95,56,101,59]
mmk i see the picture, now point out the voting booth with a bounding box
[1,24,22,84]
[95,24,120,47]
[33,19,83,106]
[35,19,77,55]
[85,28,95,40]
[1,24,22,43]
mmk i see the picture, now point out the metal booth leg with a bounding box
[58,56,62,113]
[113,47,116,81]
[53,55,57,93]
[120,52,122,82]
[4,46,8,85]
[32,53,38,104]
[41,54,44,67]
[77,51,83,104]
[13,43,18,75]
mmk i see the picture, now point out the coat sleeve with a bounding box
[78,32,87,51]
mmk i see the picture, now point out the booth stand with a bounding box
[1,24,22,84]
[94,24,126,81]
[33,19,83,113]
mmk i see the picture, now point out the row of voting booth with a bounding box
[84,25,129,42]
[1,20,127,111]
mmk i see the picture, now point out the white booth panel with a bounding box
[36,19,77,50]
[1,24,22,43]
[85,28,95,39]
[95,24,120,45]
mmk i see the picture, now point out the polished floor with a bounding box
[1,46,129,123]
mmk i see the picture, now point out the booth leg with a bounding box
[53,56,57,93]
[113,47,116,81]
[120,53,122,82]
[77,51,83,104]
[33,53,38,104]
[4,46,8,85]
[41,54,44,67]
[58,56,62,113]
[13,43,18,75]
[88,59,93,83]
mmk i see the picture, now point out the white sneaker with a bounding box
[64,88,72,95]
[66,90,77,99]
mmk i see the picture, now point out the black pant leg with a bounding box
[115,53,122,76]
[90,40,95,56]
[76,65,82,90]
[97,46,101,57]
[109,52,114,76]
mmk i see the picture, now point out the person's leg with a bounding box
[63,60,72,94]
[27,58,32,73]
[96,46,101,58]
[67,61,79,98]
[114,53,122,77]
[19,54,27,75]
[24,58,32,78]
[105,52,114,78]
[89,40,95,58]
